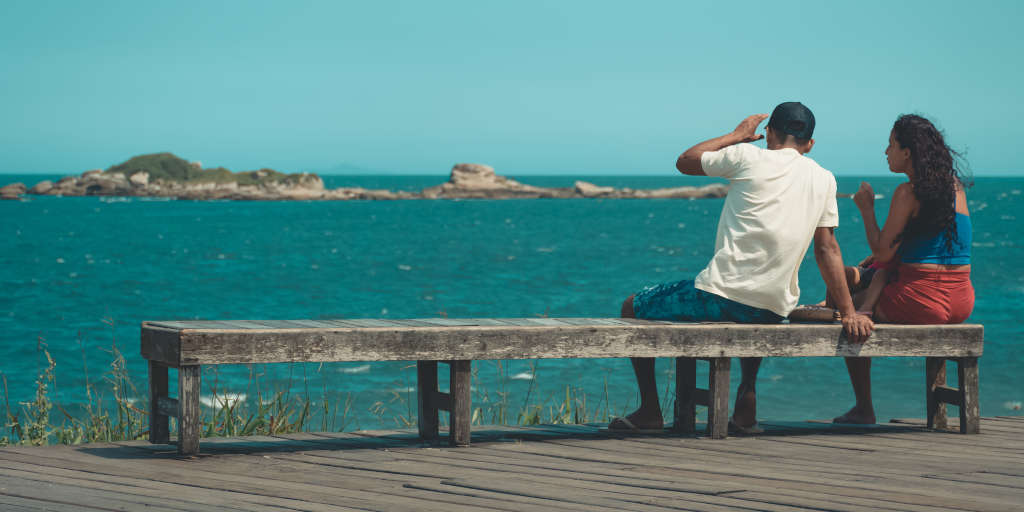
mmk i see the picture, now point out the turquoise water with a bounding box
[1,174,1021,429]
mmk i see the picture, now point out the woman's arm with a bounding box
[855,182,918,262]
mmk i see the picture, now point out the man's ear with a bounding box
[801,138,815,154]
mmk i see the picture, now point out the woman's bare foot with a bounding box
[608,409,663,431]
[833,406,876,424]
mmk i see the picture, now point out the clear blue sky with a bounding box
[2,1,1021,175]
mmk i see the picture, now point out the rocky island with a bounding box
[2,153,728,201]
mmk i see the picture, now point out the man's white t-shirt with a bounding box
[697,143,839,317]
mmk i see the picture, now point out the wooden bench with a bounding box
[140,318,984,455]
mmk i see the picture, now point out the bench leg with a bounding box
[178,365,202,456]
[925,357,948,430]
[417,361,440,441]
[449,360,472,447]
[148,361,170,444]
[673,357,697,434]
[707,357,731,439]
[957,357,980,434]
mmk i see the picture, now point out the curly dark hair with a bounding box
[892,114,972,251]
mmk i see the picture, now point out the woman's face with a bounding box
[885,130,911,174]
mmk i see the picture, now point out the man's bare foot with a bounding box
[833,406,876,424]
[608,410,663,431]
[731,382,757,428]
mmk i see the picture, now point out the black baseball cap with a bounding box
[767,101,815,140]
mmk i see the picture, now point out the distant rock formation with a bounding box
[421,164,566,199]
[0,182,26,200]
[419,163,728,200]
[23,153,326,200]
[9,154,730,201]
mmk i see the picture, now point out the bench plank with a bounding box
[140,318,984,455]
[141,322,983,366]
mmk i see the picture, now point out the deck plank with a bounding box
[1,418,1020,511]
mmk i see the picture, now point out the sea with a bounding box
[1,174,1021,430]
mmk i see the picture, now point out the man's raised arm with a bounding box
[675,113,768,175]
[813,227,874,343]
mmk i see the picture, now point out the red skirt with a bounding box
[877,266,974,324]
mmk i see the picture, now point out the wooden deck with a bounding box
[1,417,1022,511]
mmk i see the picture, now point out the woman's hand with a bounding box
[853,181,875,211]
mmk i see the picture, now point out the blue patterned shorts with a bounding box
[632,279,784,323]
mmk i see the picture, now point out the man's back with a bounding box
[697,143,838,316]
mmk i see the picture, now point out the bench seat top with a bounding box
[141,318,983,367]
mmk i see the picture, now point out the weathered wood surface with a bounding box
[177,366,201,456]
[142,318,983,366]
[1,418,1021,511]
[707,357,731,439]
[147,361,169,444]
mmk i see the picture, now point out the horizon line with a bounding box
[2,171,1023,177]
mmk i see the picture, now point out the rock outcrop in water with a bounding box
[10,153,729,201]
[0,182,27,200]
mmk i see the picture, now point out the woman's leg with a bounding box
[834,358,876,424]
[854,268,888,314]
[834,273,888,424]
[822,266,861,307]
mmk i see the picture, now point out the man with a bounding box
[611,102,874,433]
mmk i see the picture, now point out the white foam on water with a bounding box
[536,247,554,253]
[397,264,412,271]
[201,393,246,408]
[511,372,534,381]
[1004,401,1022,411]
[341,364,371,374]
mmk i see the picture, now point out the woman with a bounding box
[834,114,973,424]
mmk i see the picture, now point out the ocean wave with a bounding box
[511,372,534,380]
[340,364,371,374]
[200,393,246,408]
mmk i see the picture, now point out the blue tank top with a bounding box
[900,212,972,265]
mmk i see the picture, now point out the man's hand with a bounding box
[842,312,874,344]
[853,181,874,211]
[732,114,770,143]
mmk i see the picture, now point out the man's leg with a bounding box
[834,358,876,424]
[731,357,761,428]
[609,295,663,430]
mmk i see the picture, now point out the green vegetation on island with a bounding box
[104,152,313,186]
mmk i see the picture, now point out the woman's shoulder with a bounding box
[893,182,917,201]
